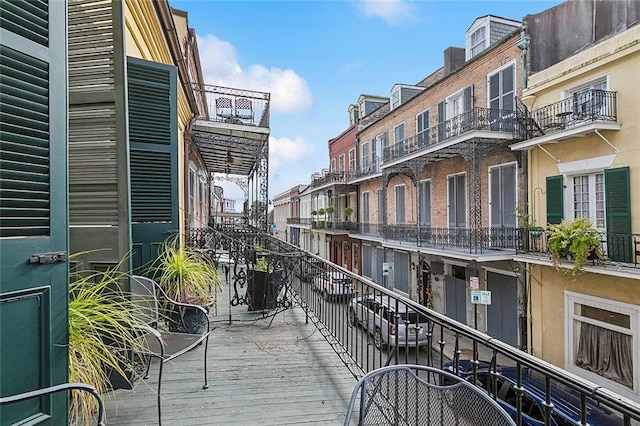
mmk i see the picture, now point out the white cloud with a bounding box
[196,34,313,114]
[358,0,417,25]
[268,135,317,196]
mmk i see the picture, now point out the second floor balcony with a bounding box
[382,106,525,164]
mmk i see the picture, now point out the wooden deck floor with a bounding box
[105,282,357,425]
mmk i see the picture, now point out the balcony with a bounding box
[511,89,620,150]
[382,107,525,164]
[104,226,640,424]
[517,228,640,271]
[310,170,351,189]
[348,156,383,182]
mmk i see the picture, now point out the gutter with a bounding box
[155,0,200,117]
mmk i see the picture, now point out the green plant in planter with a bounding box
[343,207,353,221]
[254,256,274,273]
[547,218,603,276]
[513,205,533,229]
[154,238,222,305]
[68,259,146,425]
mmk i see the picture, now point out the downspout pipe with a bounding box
[155,0,199,117]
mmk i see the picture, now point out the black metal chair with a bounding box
[344,364,516,426]
[132,275,212,426]
[0,382,105,425]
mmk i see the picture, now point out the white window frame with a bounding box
[362,191,370,223]
[361,141,370,171]
[447,172,467,227]
[487,61,516,110]
[488,161,517,228]
[391,88,401,109]
[416,108,430,145]
[339,154,345,173]
[348,148,356,172]
[446,89,464,120]
[565,291,639,401]
[563,75,609,119]
[330,158,336,173]
[469,25,486,58]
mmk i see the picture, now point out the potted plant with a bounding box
[317,208,326,228]
[514,204,542,251]
[311,210,318,227]
[343,207,353,221]
[68,259,147,425]
[154,238,222,333]
[247,255,277,311]
[547,218,603,276]
[325,206,334,228]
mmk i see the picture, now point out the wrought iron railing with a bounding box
[192,84,270,128]
[518,228,640,268]
[528,89,617,135]
[349,156,383,181]
[186,225,640,425]
[286,217,313,226]
[310,171,352,188]
[382,107,525,163]
[381,225,518,254]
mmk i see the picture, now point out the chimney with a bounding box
[444,47,466,75]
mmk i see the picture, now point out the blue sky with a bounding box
[171,0,563,202]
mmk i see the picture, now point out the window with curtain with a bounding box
[567,292,636,394]
[570,173,605,229]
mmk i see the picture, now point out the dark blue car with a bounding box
[443,360,623,426]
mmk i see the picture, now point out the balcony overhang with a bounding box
[382,130,513,169]
[509,121,621,151]
[191,119,269,176]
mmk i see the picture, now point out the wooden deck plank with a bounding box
[105,283,356,425]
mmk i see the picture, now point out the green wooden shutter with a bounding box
[605,167,632,262]
[127,57,177,272]
[0,46,50,237]
[546,175,564,225]
[0,0,48,46]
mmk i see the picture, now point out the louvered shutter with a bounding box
[437,100,446,141]
[127,57,177,271]
[1,1,70,423]
[605,167,632,262]
[546,175,564,225]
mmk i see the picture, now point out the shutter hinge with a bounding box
[29,252,68,265]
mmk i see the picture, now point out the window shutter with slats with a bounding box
[546,175,564,225]
[605,167,632,262]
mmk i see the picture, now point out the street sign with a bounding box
[382,262,394,276]
[469,276,479,290]
[471,290,492,305]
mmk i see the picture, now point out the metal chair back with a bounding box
[344,364,516,426]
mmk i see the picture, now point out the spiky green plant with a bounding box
[68,260,146,425]
[547,218,603,276]
[154,238,222,304]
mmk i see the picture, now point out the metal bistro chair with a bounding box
[344,364,516,426]
[0,383,105,425]
[215,96,233,120]
[132,275,212,426]
[235,97,254,121]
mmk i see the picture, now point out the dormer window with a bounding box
[391,89,401,109]
[470,26,486,58]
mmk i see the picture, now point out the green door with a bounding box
[1,0,69,423]
[127,58,178,273]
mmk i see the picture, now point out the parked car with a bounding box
[312,271,355,301]
[443,360,623,426]
[348,294,430,349]
[297,258,324,283]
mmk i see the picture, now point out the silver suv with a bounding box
[313,271,355,301]
[348,294,430,349]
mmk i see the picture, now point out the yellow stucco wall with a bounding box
[524,25,640,230]
[123,0,197,240]
[529,265,640,367]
